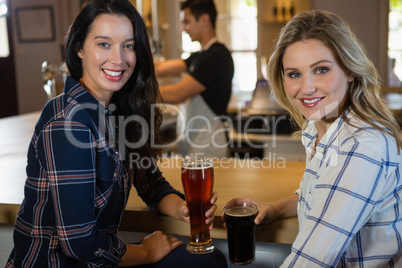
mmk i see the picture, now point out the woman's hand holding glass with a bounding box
[223,196,298,226]
[179,191,218,230]
[223,197,273,226]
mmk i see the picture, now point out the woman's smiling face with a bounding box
[78,13,136,105]
[282,38,354,121]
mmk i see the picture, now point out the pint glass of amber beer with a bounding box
[181,158,214,254]
[224,201,258,265]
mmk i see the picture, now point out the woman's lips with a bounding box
[299,97,325,107]
[102,69,125,81]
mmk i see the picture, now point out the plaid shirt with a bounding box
[281,110,402,267]
[6,77,183,267]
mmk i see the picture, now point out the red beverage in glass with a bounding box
[181,158,214,253]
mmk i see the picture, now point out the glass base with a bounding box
[230,258,255,266]
[186,240,214,254]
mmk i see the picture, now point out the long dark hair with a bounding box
[64,0,163,178]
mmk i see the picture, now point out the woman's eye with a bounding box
[99,42,109,48]
[316,67,329,74]
[288,72,300,78]
[125,44,135,50]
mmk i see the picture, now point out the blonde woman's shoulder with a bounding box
[345,114,400,161]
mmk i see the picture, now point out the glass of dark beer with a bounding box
[224,201,258,265]
[181,158,215,254]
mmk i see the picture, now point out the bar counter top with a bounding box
[0,111,305,244]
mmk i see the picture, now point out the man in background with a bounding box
[155,0,234,158]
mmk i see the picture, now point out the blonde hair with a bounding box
[267,10,401,152]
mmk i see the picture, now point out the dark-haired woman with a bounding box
[6,0,226,267]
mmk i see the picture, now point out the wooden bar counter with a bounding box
[0,111,305,245]
[121,157,304,244]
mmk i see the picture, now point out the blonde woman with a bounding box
[225,10,401,267]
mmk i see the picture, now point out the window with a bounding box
[388,0,402,87]
[181,0,258,96]
[227,0,258,94]
[0,0,9,58]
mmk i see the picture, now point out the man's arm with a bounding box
[159,74,205,104]
[154,59,187,78]
[154,59,205,103]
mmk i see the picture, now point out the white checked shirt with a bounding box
[281,110,402,267]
